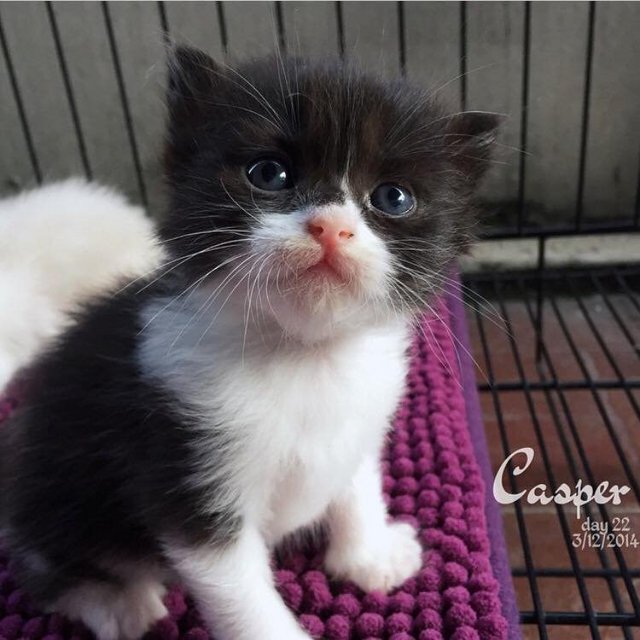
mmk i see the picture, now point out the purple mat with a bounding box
[0,285,520,640]
[448,281,521,640]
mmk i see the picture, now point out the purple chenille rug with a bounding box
[0,283,521,640]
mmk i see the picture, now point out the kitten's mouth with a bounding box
[302,251,356,287]
[265,245,358,294]
[306,256,345,280]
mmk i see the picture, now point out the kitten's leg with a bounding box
[54,578,168,640]
[166,526,310,640]
[324,454,423,592]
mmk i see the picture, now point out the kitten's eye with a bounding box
[246,159,293,191]
[370,184,414,216]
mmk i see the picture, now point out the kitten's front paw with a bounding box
[324,522,422,593]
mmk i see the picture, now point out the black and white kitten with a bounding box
[0,47,497,640]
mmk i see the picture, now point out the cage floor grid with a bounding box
[463,265,640,640]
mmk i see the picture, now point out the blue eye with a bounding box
[246,159,292,191]
[370,184,414,216]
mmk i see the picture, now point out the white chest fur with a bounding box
[139,294,410,546]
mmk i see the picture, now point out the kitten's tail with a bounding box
[0,179,164,392]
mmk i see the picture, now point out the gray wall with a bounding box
[1,1,638,230]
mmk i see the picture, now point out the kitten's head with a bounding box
[161,46,498,342]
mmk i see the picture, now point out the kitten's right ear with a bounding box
[167,45,221,117]
[445,111,503,182]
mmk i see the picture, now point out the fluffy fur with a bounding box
[0,179,163,391]
[0,49,497,640]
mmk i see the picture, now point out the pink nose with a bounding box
[307,217,355,250]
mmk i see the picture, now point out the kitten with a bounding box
[0,47,498,640]
[0,179,163,392]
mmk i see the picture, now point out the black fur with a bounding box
[0,283,240,603]
[0,47,497,607]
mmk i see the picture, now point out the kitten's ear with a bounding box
[445,111,503,181]
[167,45,221,117]
[165,46,225,177]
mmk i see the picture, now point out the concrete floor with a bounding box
[461,233,640,273]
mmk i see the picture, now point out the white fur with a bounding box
[167,528,309,640]
[138,197,423,640]
[0,179,164,391]
[324,455,423,592]
[54,579,168,640]
[250,198,394,342]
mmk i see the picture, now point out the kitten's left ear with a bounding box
[167,45,222,119]
[165,45,226,176]
[445,111,503,181]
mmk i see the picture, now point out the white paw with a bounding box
[117,582,168,640]
[324,522,422,593]
[56,580,168,640]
